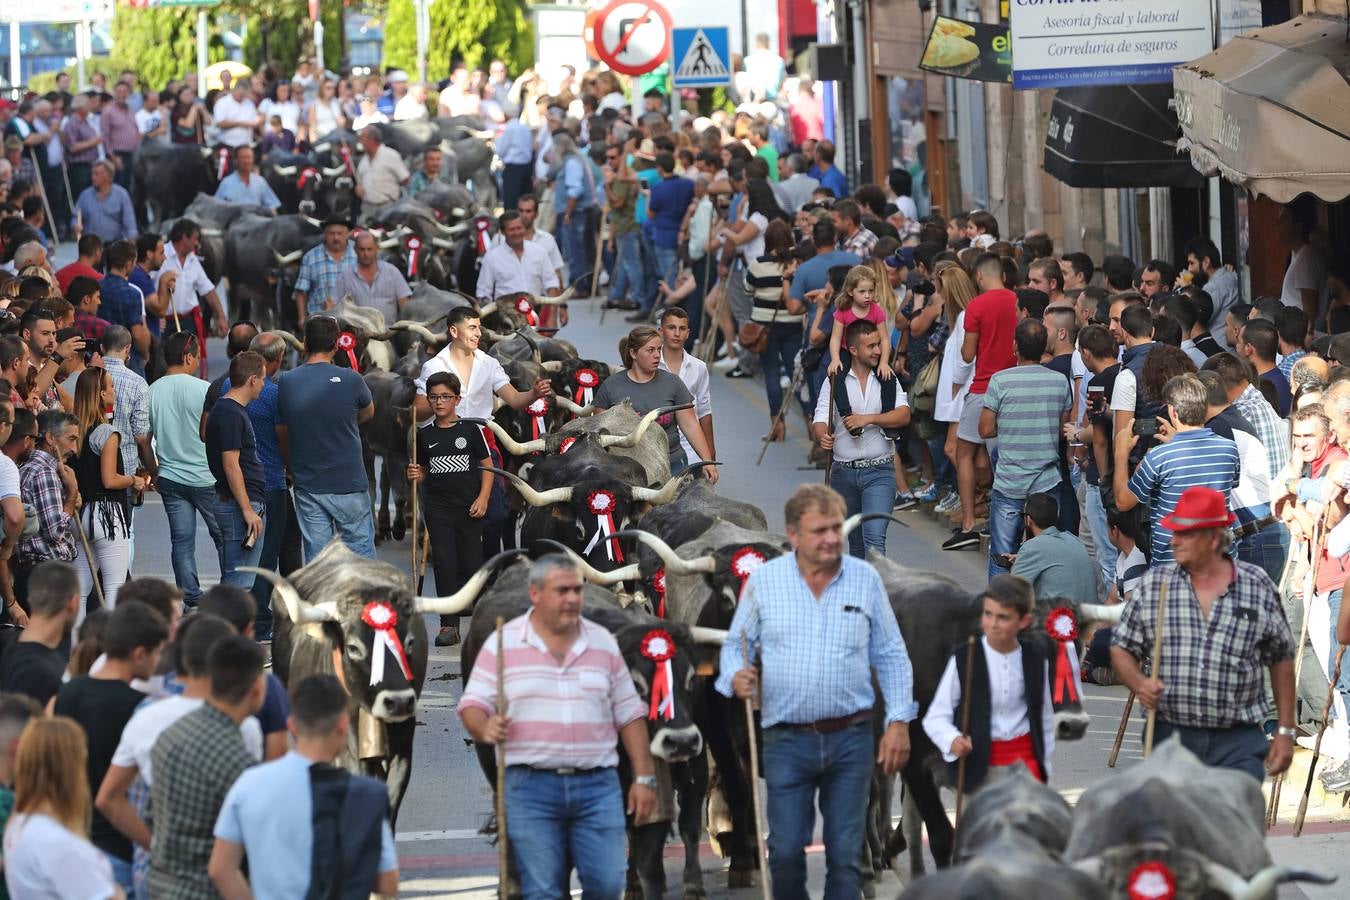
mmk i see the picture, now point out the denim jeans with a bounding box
[558,211,593,287]
[1326,589,1350,711]
[760,323,804,424]
[294,489,376,561]
[1083,482,1118,593]
[686,255,714,351]
[215,499,267,591]
[988,488,1029,579]
[607,231,644,304]
[1151,721,1267,781]
[926,431,955,493]
[830,462,896,558]
[252,488,290,635]
[157,476,224,605]
[104,850,134,894]
[1237,520,1289,584]
[650,245,679,310]
[504,766,626,900]
[762,720,872,900]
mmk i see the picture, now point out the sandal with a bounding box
[762,421,786,442]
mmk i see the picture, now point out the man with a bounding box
[515,194,566,293]
[292,217,355,325]
[277,317,376,561]
[1061,252,1093,292]
[0,561,78,706]
[1139,258,1176,300]
[62,93,103,204]
[1236,319,1291,416]
[211,674,398,897]
[2,240,46,277]
[744,32,786,101]
[809,139,848,198]
[101,80,140,191]
[1276,200,1325,324]
[213,145,281,211]
[100,326,155,490]
[718,485,916,898]
[748,120,779,181]
[132,232,171,337]
[393,81,430,121]
[99,241,153,370]
[1111,486,1295,780]
[774,153,818,214]
[212,81,260,149]
[70,276,109,342]
[1109,303,1157,440]
[150,636,266,898]
[355,126,409,215]
[16,411,79,608]
[56,233,105,294]
[1114,374,1240,567]
[602,146,642,312]
[1162,294,1210,366]
[136,89,169,146]
[73,160,137,244]
[980,319,1073,577]
[203,323,259,411]
[1203,352,1289,482]
[21,309,81,416]
[405,146,444,197]
[657,307,714,469]
[476,211,560,304]
[458,554,655,897]
[1073,324,1121,592]
[551,131,596,286]
[832,199,877,259]
[1010,492,1096,604]
[1185,237,1240,346]
[811,320,911,558]
[205,351,268,592]
[636,152,694,319]
[1274,305,1309,380]
[157,218,229,375]
[0,398,25,622]
[336,231,412,326]
[1027,258,1067,306]
[148,332,224,608]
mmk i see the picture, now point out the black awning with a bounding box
[1043,84,1205,189]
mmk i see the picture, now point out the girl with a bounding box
[170,85,208,145]
[309,78,346,141]
[745,219,805,441]
[933,261,979,514]
[71,368,145,615]
[828,264,894,381]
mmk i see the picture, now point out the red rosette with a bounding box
[361,601,398,632]
[361,601,414,685]
[297,166,318,188]
[653,567,667,618]
[575,368,599,388]
[587,488,616,516]
[731,546,767,582]
[1046,606,1081,705]
[1046,607,1079,643]
[516,296,533,314]
[1126,861,1176,900]
[337,332,356,351]
[559,436,577,453]
[527,397,549,417]
[640,629,675,662]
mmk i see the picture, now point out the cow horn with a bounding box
[414,549,529,615]
[533,285,577,306]
[483,328,513,343]
[481,419,546,456]
[389,321,440,343]
[450,206,467,218]
[273,249,304,265]
[302,215,323,228]
[610,530,717,576]
[314,141,332,152]
[1078,603,1125,624]
[538,540,640,584]
[1200,862,1337,899]
[598,404,693,449]
[199,227,222,237]
[553,395,591,417]
[237,568,337,624]
[275,331,304,351]
[431,236,456,249]
[273,165,298,176]
[483,466,573,506]
[841,512,908,538]
[478,301,498,316]
[321,165,346,177]
[199,146,213,158]
[631,465,718,506]
[689,626,729,645]
[540,360,564,373]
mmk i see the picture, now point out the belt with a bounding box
[781,710,872,734]
[834,455,893,470]
[516,765,608,776]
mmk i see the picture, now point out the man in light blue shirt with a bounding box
[210,674,398,897]
[717,484,916,900]
[214,146,281,211]
[74,160,138,243]
[497,111,535,210]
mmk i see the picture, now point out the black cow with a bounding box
[261,151,357,219]
[223,214,323,330]
[178,193,274,284]
[132,142,217,225]
[367,198,468,288]
[362,369,416,544]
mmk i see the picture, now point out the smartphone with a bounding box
[1132,417,1161,438]
[1087,385,1105,413]
[995,554,1015,569]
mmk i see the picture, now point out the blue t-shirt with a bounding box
[211,376,286,492]
[205,397,265,503]
[645,175,695,248]
[1128,428,1240,565]
[276,362,372,494]
[128,267,160,336]
[1260,366,1292,416]
[791,250,862,302]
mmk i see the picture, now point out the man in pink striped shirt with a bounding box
[458,555,657,899]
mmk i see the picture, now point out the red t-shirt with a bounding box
[54,262,102,295]
[963,288,1018,395]
[1312,442,1350,594]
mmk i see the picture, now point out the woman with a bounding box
[309,78,345,142]
[745,220,806,441]
[71,368,145,614]
[4,717,122,899]
[932,261,978,514]
[592,327,718,481]
[170,85,208,145]
[337,78,360,127]
[259,81,301,138]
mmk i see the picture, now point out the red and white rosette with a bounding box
[297,166,318,189]
[474,216,491,254]
[1126,861,1175,900]
[338,143,354,176]
[641,629,676,721]
[336,332,361,371]
[216,146,231,180]
[514,296,538,327]
[406,235,423,278]
[573,368,599,407]
[730,547,766,600]
[527,397,549,440]
[1045,606,1080,704]
[559,435,577,454]
[653,567,667,618]
[361,601,414,687]
[582,488,625,562]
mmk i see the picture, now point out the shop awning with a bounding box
[1043,85,1203,189]
[1173,14,1350,203]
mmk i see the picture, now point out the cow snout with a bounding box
[372,688,418,722]
[299,199,317,216]
[1054,709,1090,741]
[649,725,703,762]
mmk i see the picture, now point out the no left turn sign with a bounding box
[593,0,673,77]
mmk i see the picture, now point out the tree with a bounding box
[108,6,227,90]
[382,0,533,81]
[231,0,342,74]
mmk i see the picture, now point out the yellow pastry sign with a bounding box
[920,15,1012,83]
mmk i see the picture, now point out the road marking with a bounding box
[396,828,487,843]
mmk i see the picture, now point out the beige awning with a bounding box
[1173,15,1350,202]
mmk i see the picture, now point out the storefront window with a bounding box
[886,76,930,219]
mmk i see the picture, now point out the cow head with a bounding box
[1027,600,1123,741]
[614,622,705,761]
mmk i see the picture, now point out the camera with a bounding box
[912,279,937,297]
[1131,417,1161,438]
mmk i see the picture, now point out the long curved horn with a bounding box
[610,529,717,576]
[450,206,467,218]
[532,285,577,306]
[538,540,641,584]
[842,512,909,538]
[272,164,298,176]
[302,215,323,228]
[554,395,591,418]
[378,237,401,250]
[540,360,563,372]
[273,249,304,265]
[199,227,223,237]
[277,331,305,351]
[414,549,528,615]
[598,403,694,450]
[321,165,346,177]
[482,419,545,456]
[430,236,456,249]
[482,328,513,343]
[483,466,572,506]
[313,141,332,153]
[389,321,441,343]
[1079,603,1125,624]
[632,470,694,506]
[237,568,337,624]
[478,301,498,316]
[689,626,729,645]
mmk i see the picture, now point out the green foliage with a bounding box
[27,58,124,95]
[232,0,342,73]
[108,6,227,90]
[383,0,533,80]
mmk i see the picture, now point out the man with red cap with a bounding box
[1110,485,1298,780]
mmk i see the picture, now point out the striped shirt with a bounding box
[714,553,919,727]
[1234,384,1289,480]
[1128,428,1240,566]
[982,365,1072,499]
[457,612,646,769]
[746,256,801,324]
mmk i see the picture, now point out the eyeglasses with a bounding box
[427,394,460,403]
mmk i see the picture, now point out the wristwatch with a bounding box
[633,774,658,789]
[1275,726,1298,739]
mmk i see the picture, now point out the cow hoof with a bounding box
[726,870,755,889]
[392,521,407,541]
[682,886,707,900]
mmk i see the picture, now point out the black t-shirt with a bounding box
[1193,333,1224,359]
[206,396,265,503]
[417,420,491,510]
[1085,364,1121,487]
[257,672,290,736]
[204,373,228,412]
[53,675,147,862]
[0,640,68,707]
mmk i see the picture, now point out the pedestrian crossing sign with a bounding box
[672,27,732,88]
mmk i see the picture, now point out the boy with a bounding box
[407,371,492,647]
[922,574,1055,791]
[1082,510,1146,686]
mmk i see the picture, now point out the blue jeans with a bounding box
[650,244,679,310]
[1326,589,1350,711]
[504,766,626,900]
[1237,519,1289,584]
[607,231,644,303]
[1151,721,1267,781]
[762,720,872,900]
[157,476,224,606]
[760,323,804,425]
[830,462,896,558]
[558,211,593,287]
[294,489,376,561]
[104,850,134,894]
[215,499,267,590]
[252,488,290,635]
[988,488,1029,579]
[1083,482,1117,593]
[926,430,955,493]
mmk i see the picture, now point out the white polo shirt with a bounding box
[476,240,560,301]
[491,228,565,277]
[212,94,258,147]
[154,243,216,315]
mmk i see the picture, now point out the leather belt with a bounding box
[516,765,607,776]
[781,710,872,734]
[834,455,893,470]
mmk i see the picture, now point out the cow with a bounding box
[413,181,477,221]
[367,197,469,288]
[241,541,517,825]
[487,401,675,489]
[223,214,323,330]
[132,142,217,225]
[1066,738,1336,899]
[262,151,356,219]
[177,193,274,285]
[362,369,417,544]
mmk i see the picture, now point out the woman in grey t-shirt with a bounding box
[592,327,718,480]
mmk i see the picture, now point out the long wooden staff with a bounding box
[1272,521,1323,826]
[495,616,509,898]
[741,631,771,900]
[410,407,420,577]
[953,635,977,829]
[1143,582,1169,757]
[1296,644,1347,836]
[824,371,837,487]
[1108,691,1135,768]
[29,149,60,249]
[74,504,105,611]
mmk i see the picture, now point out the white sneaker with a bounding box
[779,376,791,391]
[712,356,738,371]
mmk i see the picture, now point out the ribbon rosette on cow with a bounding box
[573,368,600,409]
[337,332,361,371]
[641,629,676,721]
[297,166,318,189]
[559,436,577,454]
[216,146,230,181]
[730,547,766,600]
[474,216,491,254]
[527,397,549,440]
[514,296,539,327]
[1126,861,1176,900]
[405,236,423,278]
[653,568,667,618]
[1045,606,1080,704]
[582,488,625,562]
[361,601,414,688]
[338,143,355,176]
